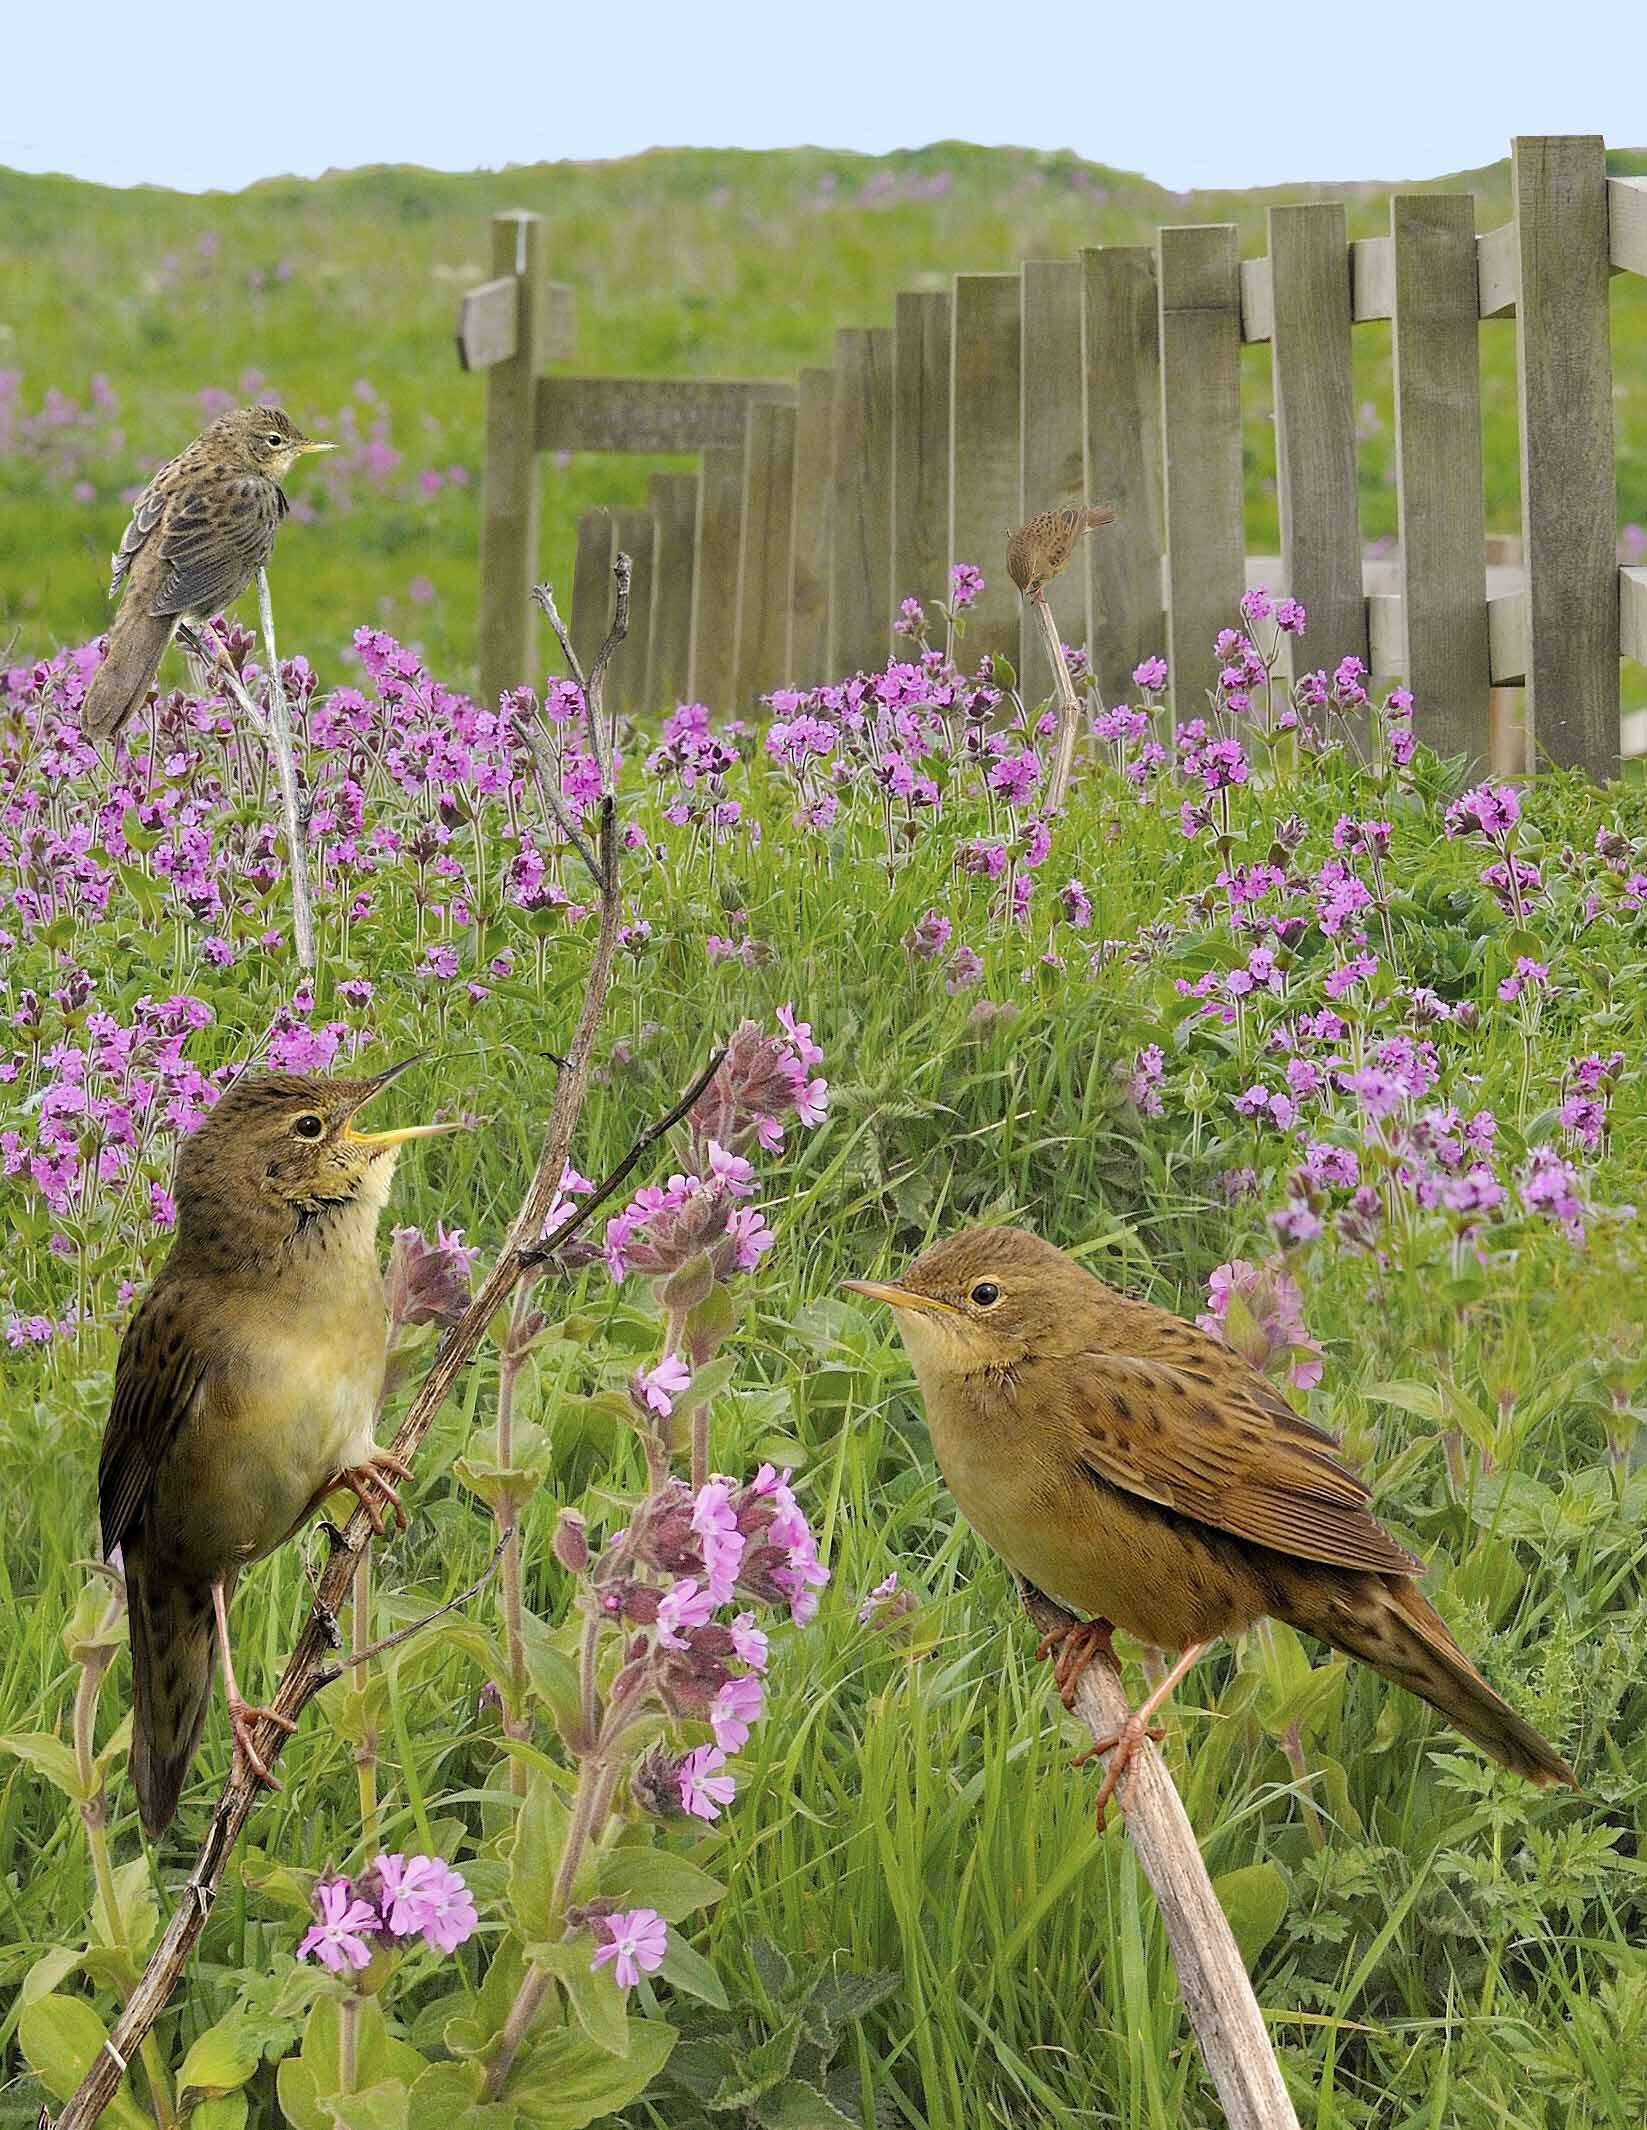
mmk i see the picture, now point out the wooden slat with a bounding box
[891,291,952,622]
[537,375,794,454]
[570,509,612,677]
[1621,565,1647,665]
[688,444,744,707]
[1020,259,1087,698]
[477,211,545,707]
[1488,588,1529,687]
[1238,256,1272,344]
[1366,592,1403,676]
[1513,134,1619,776]
[1351,237,1393,321]
[1390,192,1491,767]
[828,326,894,677]
[645,472,697,711]
[949,272,1023,670]
[1158,225,1244,711]
[1269,203,1366,672]
[733,400,797,707]
[1610,177,1647,277]
[1081,245,1164,705]
[606,508,655,720]
[1477,222,1518,318]
[457,277,575,372]
[789,367,835,686]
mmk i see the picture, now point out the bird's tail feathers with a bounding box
[1276,1567,1577,1791]
[81,608,175,742]
[127,1559,217,1838]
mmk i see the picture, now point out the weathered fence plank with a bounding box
[828,326,894,677]
[477,211,546,708]
[1020,259,1087,698]
[1390,193,1491,767]
[1081,245,1164,704]
[1620,566,1647,664]
[789,367,835,686]
[689,444,745,708]
[891,290,952,622]
[537,376,795,454]
[458,278,575,373]
[1513,134,1619,777]
[646,472,698,712]
[606,507,655,719]
[1269,203,1365,673]
[570,509,612,678]
[1158,226,1244,711]
[950,273,1023,671]
[735,399,798,707]
[1611,177,1647,275]
[1477,222,1519,318]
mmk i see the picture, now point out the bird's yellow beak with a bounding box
[296,438,337,455]
[341,1053,465,1148]
[841,1279,960,1319]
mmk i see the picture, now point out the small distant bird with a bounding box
[99,1061,460,1835]
[846,1227,1576,1826]
[81,405,334,742]
[1006,503,1116,602]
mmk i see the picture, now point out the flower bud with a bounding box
[553,1509,589,1575]
[630,1747,689,1820]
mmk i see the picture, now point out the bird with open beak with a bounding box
[847,1226,1576,1828]
[98,1059,463,1834]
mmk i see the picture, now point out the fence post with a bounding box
[950,272,1023,672]
[1512,135,1619,778]
[646,472,698,712]
[689,443,745,708]
[476,210,546,708]
[1389,193,1491,769]
[570,509,612,677]
[608,506,655,719]
[1158,226,1244,712]
[734,399,798,708]
[789,367,835,686]
[892,291,952,624]
[1268,203,1365,674]
[1081,246,1164,706]
[1020,259,1087,700]
[828,327,894,678]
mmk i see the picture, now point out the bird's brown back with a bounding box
[1007,504,1116,596]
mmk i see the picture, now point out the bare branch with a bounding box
[1018,1584,1301,2130]
[315,1528,513,1680]
[531,579,586,693]
[1032,595,1086,819]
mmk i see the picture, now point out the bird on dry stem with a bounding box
[1006,503,1116,602]
[847,1225,1577,1830]
[81,405,334,742]
[98,1059,464,1834]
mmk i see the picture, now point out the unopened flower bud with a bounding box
[630,1747,688,1820]
[553,1509,589,1575]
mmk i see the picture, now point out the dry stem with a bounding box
[1033,595,1086,817]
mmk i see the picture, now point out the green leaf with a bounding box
[20,1945,82,2007]
[192,2097,249,2130]
[0,1729,91,1801]
[506,2019,676,2128]
[596,1845,725,1923]
[508,1773,576,1943]
[802,1967,900,2035]
[405,2060,487,2130]
[518,1615,584,1744]
[92,1856,159,1961]
[753,2078,861,2130]
[750,1937,795,2002]
[324,2079,410,2130]
[1212,1862,1290,1968]
[537,1940,630,2058]
[180,2014,263,2104]
[658,1934,729,2009]
[278,2060,327,2130]
[17,1995,151,2130]
[681,1285,737,1370]
[707,2020,803,2109]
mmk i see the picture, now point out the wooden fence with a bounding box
[458,135,1647,781]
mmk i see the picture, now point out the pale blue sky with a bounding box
[10,0,1645,195]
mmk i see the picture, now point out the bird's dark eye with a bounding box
[970,1281,1001,1308]
[266,433,284,448]
[292,1113,324,1140]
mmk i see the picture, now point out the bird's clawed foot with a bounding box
[336,1449,414,1537]
[1035,1617,1116,1709]
[1072,1717,1167,1833]
[227,1694,297,1790]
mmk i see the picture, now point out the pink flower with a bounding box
[710,1671,765,1751]
[591,1907,668,1989]
[297,1879,379,1972]
[417,1861,479,1952]
[729,1611,770,1670]
[679,1745,737,1820]
[633,1354,692,1418]
[656,1577,716,1649]
[706,1139,755,1196]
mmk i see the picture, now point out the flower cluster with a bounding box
[296,1853,478,1972]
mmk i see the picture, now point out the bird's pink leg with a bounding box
[332,1447,413,1536]
[1072,1639,1209,1832]
[1035,1617,1117,1709]
[211,1579,296,1790]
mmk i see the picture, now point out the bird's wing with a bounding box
[1064,1338,1422,1577]
[109,464,178,600]
[149,476,286,620]
[98,1283,211,1560]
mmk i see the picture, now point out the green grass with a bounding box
[2,142,1646,697]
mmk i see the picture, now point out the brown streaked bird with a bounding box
[81,405,335,743]
[1006,503,1116,602]
[99,1061,462,1836]
[845,1226,1576,1826]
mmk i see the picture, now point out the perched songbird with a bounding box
[81,405,334,742]
[846,1226,1576,1824]
[99,1061,461,1835]
[1006,503,1116,602]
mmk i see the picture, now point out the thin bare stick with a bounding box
[1019,1584,1300,2130]
[317,1528,513,1681]
[254,571,316,970]
[1033,595,1086,818]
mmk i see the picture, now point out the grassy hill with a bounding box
[2,141,1645,687]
